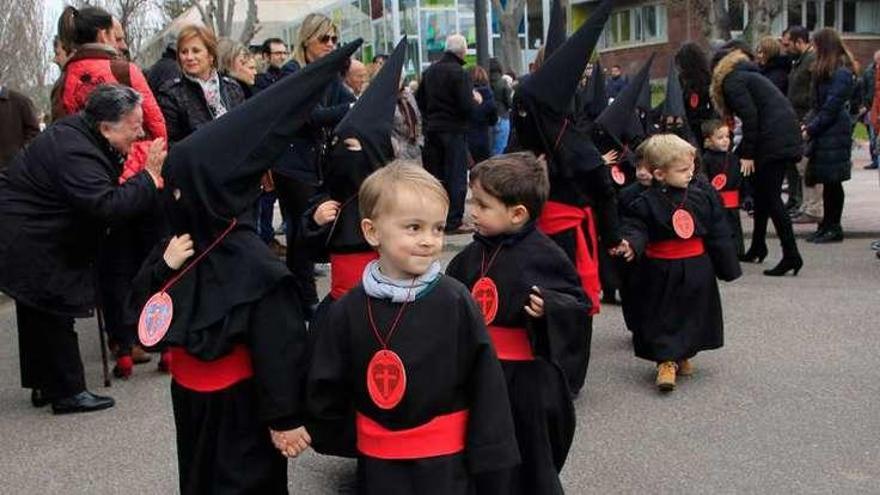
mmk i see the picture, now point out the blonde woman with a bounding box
[756,36,790,94]
[275,13,355,317]
[218,38,257,98]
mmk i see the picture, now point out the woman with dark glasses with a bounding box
[275,13,356,319]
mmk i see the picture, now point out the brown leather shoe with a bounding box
[656,362,677,391]
[677,359,694,376]
[131,345,152,365]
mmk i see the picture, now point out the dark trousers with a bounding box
[256,191,277,244]
[16,301,86,399]
[423,131,468,229]
[822,181,845,227]
[784,161,802,209]
[274,174,318,308]
[751,159,800,258]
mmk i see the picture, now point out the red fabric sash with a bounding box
[356,410,469,459]
[330,251,379,299]
[169,344,253,392]
[537,201,601,315]
[487,326,535,361]
[719,190,740,209]
[645,238,705,260]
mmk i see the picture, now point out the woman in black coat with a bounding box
[274,13,354,317]
[757,36,791,95]
[467,66,498,164]
[711,47,803,276]
[0,85,163,413]
[804,29,858,244]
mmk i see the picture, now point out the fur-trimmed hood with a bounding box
[710,50,755,117]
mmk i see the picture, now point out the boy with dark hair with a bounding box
[447,152,589,494]
[701,119,744,256]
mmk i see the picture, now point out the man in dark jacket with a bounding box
[146,37,181,95]
[0,85,164,414]
[254,38,288,92]
[605,65,628,100]
[416,34,479,232]
[783,26,821,222]
[862,51,879,170]
[0,82,39,170]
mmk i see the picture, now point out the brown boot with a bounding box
[131,345,152,365]
[656,361,677,391]
[677,359,694,376]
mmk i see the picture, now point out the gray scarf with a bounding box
[362,260,442,303]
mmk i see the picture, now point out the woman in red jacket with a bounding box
[54,5,169,377]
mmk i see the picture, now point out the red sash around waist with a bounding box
[537,201,601,315]
[719,190,740,209]
[487,326,535,361]
[356,410,469,460]
[645,238,705,260]
[330,251,379,299]
[170,344,253,392]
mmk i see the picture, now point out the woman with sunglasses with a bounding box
[275,13,356,319]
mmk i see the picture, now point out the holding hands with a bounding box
[524,286,545,318]
[163,234,195,270]
[270,426,311,458]
[313,200,341,226]
[609,239,635,262]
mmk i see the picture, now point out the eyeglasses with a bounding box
[316,34,338,45]
[270,51,289,56]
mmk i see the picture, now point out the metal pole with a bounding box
[475,0,489,67]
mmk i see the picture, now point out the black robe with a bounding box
[616,182,649,332]
[446,226,588,495]
[130,242,309,494]
[701,149,744,256]
[620,183,741,362]
[306,276,520,495]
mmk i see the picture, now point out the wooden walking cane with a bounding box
[95,304,111,387]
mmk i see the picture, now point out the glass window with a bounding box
[527,0,543,50]
[422,0,455,6]
[806,0,818,29]
[842,1,856,31]
[788,0,804,27]
[420,9,456,65]
[855,0,880,34]
[728,0,745,31]
[619,10,631,43]
[634,7,643,41]
[643,5,658,39]
[823,0,836,27]
[400,0,418,35]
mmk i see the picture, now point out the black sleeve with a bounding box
[703,193,742,282]
[460,292,520,474]
[723,75,759,160]
[248,279,311,430]
[305,301,358,457]
[156,87,188,146]
[298,194,333,260]
[55,146,158,225]
[456,71,476,119]
[619,197,650,259]
[532,284,590,393]
[579,165,621,247]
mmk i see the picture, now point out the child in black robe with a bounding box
[307,163,519,495]
[300,39,407,317]
[701,119,744,257]
[127,42,363,493]
[446,152,589,495]
[616,134,741,392]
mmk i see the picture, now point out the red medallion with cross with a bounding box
[472,277,499,325]
[711,173,727,190]
[138,291,173,347]
[366,349,407,410]
[611,164,626,185]
[672,208,696,239]
[689,92,700,110]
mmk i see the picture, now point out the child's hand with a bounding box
[313,200,341,226]
[610,239,635,262]
[270,426,312,458]
[602,150,620,165]
[163,234,195,270]
[524,286,545,318]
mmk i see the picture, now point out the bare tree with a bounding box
[193,0,260,44]
[672,0,782,44]
[491,0,526,74]
[0,0,49,107]
[742,0,784,45]
[160,0,195,21]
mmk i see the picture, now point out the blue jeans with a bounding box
[491,117,511,156]
[868,120,878,167]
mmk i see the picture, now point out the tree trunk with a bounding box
[492,0,526,75]
[238,0,260,44]
[743,0,783,45]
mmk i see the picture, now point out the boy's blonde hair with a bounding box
[638,134,696,171]
[359,161,449,219]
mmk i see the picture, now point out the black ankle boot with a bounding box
[763,255,803,277]
[811,225,843,244]
[739,244,768,263]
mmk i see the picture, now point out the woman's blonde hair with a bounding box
[757,36,782,63]
[638,134,696,171]
[177,24,219,68]
[293,13,337,66]
[217,38,252,75]
[359,161,449,220]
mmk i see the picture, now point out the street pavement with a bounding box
[0,150,878,494]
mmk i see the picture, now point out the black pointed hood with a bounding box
[164,39,364,242]
[581,61,607,119]
[333,36,406,169]
[661,57,686,118]
[519,0,612,115]
[543,0,566,59]
[595,53,655,149]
